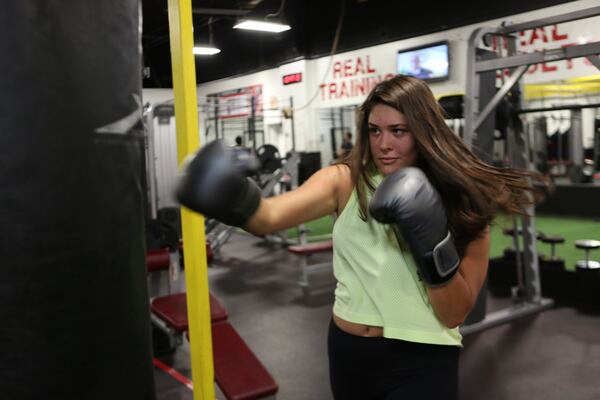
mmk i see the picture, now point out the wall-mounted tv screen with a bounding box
[397,41,449,83]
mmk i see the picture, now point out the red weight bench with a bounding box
[146,248,172,272]
[151,292,228,332]
[146,242,213,274]
[147,248,176,297]
[287,240,334,292]
[210,321,278,400]
[152,294,278,399]
[150,291,228,353]
[146,244,213,298]
[149,258,277,399]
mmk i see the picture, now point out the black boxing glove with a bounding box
[175,139,261,227]
[369,167,460,286]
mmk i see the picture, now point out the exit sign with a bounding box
[282,73,302,85]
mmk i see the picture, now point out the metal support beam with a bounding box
[461,299,554,336]
[192,8,251,16]
[518,102,600,114]
[497,6,600,34]
[476,42,600,72]
[464,27,497,149]
[586,55,600,71]
[473,65,528,131]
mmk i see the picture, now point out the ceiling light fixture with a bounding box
[233,19,291,33]
[193,46,221,55]
[194,17,221,56]
[233,0,291,33]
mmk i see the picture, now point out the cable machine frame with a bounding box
[461,6,600,335]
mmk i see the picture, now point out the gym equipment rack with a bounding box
[461,5,600,335]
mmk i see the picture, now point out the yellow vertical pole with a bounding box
[166,1,215,399]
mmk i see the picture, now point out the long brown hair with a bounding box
[340,75,541,253]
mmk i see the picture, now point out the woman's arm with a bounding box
[244,164,349,236]
[426,227,490,328]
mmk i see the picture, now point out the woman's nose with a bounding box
[379,131,393,150]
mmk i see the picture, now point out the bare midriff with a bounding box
[331,167,385,338]
[333,314,384,337]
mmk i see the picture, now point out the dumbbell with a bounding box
[574,240,600,274]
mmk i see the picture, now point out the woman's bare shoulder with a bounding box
[326,163,354,213]
[321,163,352,188]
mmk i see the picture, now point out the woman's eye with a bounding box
[368,127,380,135]
[393,128,406,136]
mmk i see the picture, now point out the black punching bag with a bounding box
[0,2,155,399]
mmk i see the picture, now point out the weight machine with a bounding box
[461,5,600,335]
[520,103,600,182]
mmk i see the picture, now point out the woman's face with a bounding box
[368,103,418,175]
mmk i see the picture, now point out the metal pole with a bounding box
[290,96,296,152]
[250,95,256,151]
[497,6,600,34]
[144,107,159,220]
[214,98,220,140]
[464,27,496,149]
[338,107,344,149]
[330,108,337,159]
[473,65,528,132]
[506,32,543,304]
[570,109,583,182]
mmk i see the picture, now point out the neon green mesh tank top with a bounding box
[332,176,462,346]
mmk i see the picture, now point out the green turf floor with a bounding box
[490,215,599,271]
[287,214,599,271]
[286,216,335,242]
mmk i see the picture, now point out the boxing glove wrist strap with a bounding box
[432,231,460,281]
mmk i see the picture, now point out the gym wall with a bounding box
[193,0,598,163]
[143,0,598,208]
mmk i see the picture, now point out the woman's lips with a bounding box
[379,157,398,165]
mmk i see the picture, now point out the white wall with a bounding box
[196,59,314,153]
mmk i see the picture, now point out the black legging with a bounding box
[328,319,459,400]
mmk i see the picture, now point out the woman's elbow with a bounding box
[439,303,474,329]
[441,315,466,330]
[243,219,274,236]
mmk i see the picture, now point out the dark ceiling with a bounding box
[141,0,576,88]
